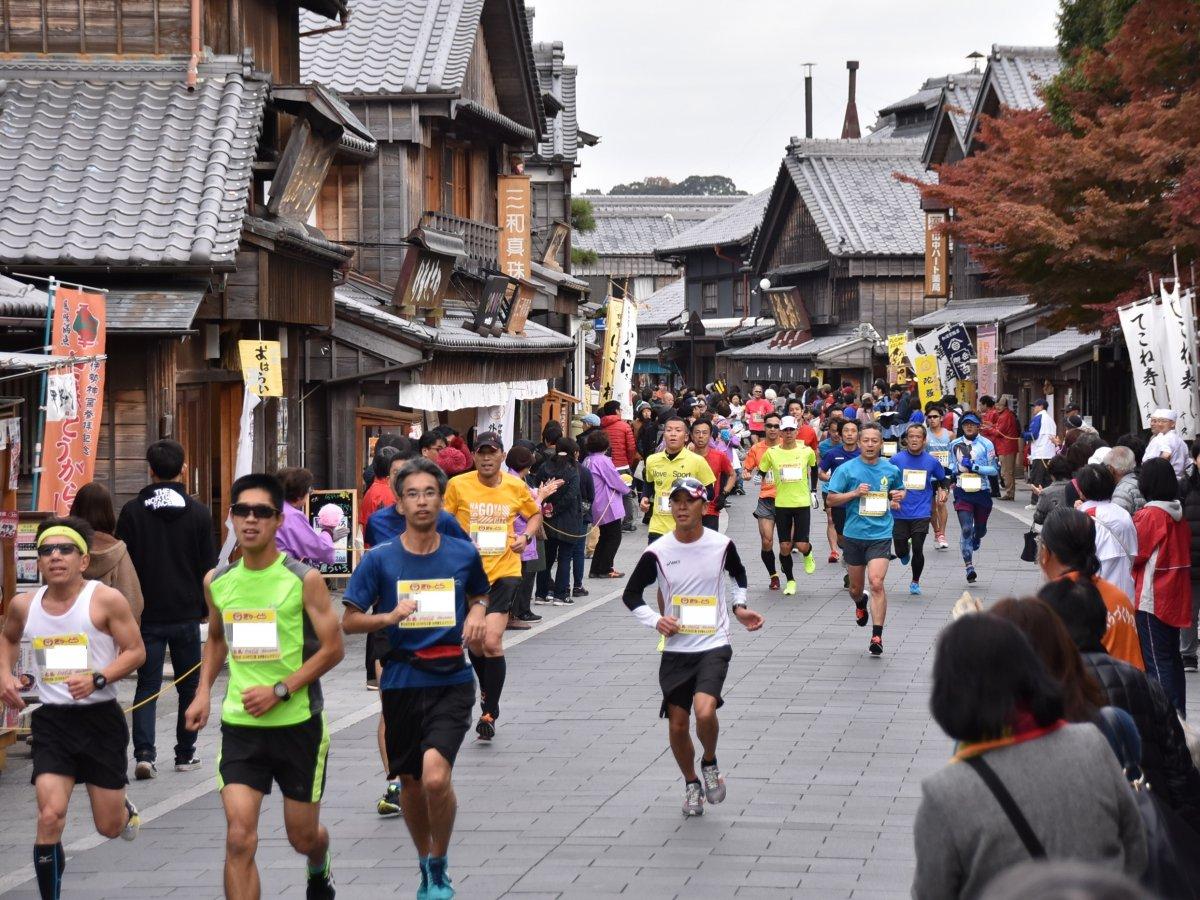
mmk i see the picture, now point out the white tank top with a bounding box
[23,581,118,705]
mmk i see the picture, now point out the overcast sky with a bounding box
[528,1,1060,194]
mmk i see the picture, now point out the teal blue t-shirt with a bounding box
[828,456,902,541]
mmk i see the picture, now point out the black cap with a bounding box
[474,432,504,452]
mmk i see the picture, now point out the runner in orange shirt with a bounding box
[741,411,783,590]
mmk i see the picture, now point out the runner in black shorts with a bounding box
[819,420,860,587]
[741,412,784,590]
[343,458,490,899]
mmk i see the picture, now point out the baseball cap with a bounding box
[474,432,504,452]
[960,413,981,426]
[581,413,601,426]
[668,477,707,502]
[1033,397,1048,408]
[779,415,799,430]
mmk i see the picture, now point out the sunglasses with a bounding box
[37,543,81,558]
[231,503,279,519]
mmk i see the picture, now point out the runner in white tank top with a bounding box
[0,517,146,900]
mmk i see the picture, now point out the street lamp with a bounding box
[759,278,771,292]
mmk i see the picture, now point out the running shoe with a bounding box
[306,858,336,900]
[682,781,705,817]
[869,635,884,656]
[377,782,402,818]
[898,553,911,566]
[966,565,977,583]
[700,761,726,804]
[517,612,542,622]
[551,596,574,607]
[769,574,780,591]
[935,534,949,550]
[417,858,430,900]
[843,573,850,590]
[134,760,157,781]
[572,586,589,597]
[827,550,839,563]
[475,714,496,741]
[972,537,981,552]
[532,595,552,605]
[1183,656,1198,673]
[803,553,816,575]
[783,580,797,596]
[854,596,869,627]
[909,582,922,596]
[425,856,454,900]
[122,797,140,841]
[505,617,531,631]
[366,679,379,691]
[174,756,201,773]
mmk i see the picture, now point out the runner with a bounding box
[641,417,716,544]
[757,416,818,594]
[621,477,764,816]
[818,417,842,563]
[442,431,542,740]
[689,416,736,531]
[924,406,954,549]
[889,423,949,596]
[342,458,489,900]
[826,423,905,656]
[0,516,145,900]
[743,384,774,441]
[948,413,999,584]
[740,411,783,588]
[819,418,861,586]
[184,474,344,900]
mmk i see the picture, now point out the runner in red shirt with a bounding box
[743,385,775,441]
[690,418,736,532]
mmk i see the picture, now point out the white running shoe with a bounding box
[701,761,726,804]
[682,781,704,816]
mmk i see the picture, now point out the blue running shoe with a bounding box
[909,582,921,596]
[899,553,911,566]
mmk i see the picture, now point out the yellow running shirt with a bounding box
[758,443,817,508]
[644,448,716,535]
[443,471,540,581]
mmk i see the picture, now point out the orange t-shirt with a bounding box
[742,440,777,499]
[1066,572,1144,670]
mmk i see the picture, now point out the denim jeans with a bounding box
[1137,610,1187,717]
[132,620,202,763]
[536,537,581,599]
[1181,582,1199,661]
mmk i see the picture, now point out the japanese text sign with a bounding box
[238,340,283,397]
[498,174,532,282]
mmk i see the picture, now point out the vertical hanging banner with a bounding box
[924,211,949,298]
[905,330,953,397]
[498,174,532,282]
[37,288,106,515]
[613,298,638,419]
[598,297,624,406]
[976,324,999,398]
[936,323,974,381]
[1118,298,1171,427]
[237,340,283,397]
[914,355,941,409]
[217,391,262,566]
[886,333,908,383]
[476,394,517,449]
[1158,284,1199,439]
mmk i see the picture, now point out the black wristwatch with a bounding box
[272,681,292,701]
[91,672,108,690]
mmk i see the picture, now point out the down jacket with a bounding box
[1110,472,1145,518]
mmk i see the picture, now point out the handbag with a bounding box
[1020,526,1039,563]
[964,756,1046,858]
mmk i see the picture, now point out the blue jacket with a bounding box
[949,435,998,506]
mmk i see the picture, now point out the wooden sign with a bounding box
[764,288,808,332]
[238,340,283,397]
[541,389,580,434]
[474,275,513,335]
[498,174,532,281]
[505,283,534,335]
[924,211,949,298]
[541,221,570,271]
[396,245,455,321]
[305,489,357,577]
[887,333,909,383]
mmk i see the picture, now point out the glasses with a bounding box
[37,544,81,558]
[764,423,780,429]
[401,488,440,501]
[927,414,941,419]
[231,503,278,519]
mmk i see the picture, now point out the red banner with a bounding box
[37,288,106,514]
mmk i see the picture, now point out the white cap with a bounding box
[1151,408,1178,422]
[764,388,777,400]
[1088,446,1112,465]
[779,415,799,430]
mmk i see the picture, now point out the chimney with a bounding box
[840,60,861,139]
[803,63,814,139]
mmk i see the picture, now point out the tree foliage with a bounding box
[608,174,746,196]
[570,197,596,233]
[910,0,1200,327]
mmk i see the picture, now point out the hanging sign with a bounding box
[476,394,517,450]
[613,298,638,420]
[498,174,532,282]
[887,333,908,384]
[307,489,357,577]
[975,324,999,399]
[1118,298,1171,428]
[914,355,941,409]
[936,323,974,381]
[238,340,283,397]
[1158,284,1199,440]
[599,297,624,405]
[924,211,949,298]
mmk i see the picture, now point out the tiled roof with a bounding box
[0,276,207,333]
[531,41,580,163]
[719,330,859,360]
[571,254,677,277]
[634,278,685,327]
[909,295,1035,328]
[0,57,265,269]
[780,139,932,256]
[655,189,771,256]
[1003,328,1101,363]
[659,321,775,343]
[573,195,740,257]
[985,45,1062,111]
[941,73,984,144]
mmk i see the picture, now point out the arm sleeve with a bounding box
[197,507,218,571]
[579,465,595,504]
[621,551,661,629]
[1025,416,1040,440]
[624,426,637,465]
[723,543,748,606]
[973,442,999,477]
[911,789,962,900]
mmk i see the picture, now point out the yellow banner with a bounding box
[599,297,624,405]
[238,340,283,397]
[887,333,909,383]
[914,355,941,410]
[955,378,976,409]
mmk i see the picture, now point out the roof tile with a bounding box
[655,189,771,256]
[573,195,740,257]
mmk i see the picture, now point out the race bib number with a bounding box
[471,523,508,556]
[33,633,89,683]
[674,595,718,635]
[860,491,888,516]
[932,450,950,467]
[658,493,672,512]
[750,413,763,425]
[882,442,898,457]
[960,472,983,493]
[397,579,456,629]
[903,469,927,491]
[223,610,280,662]
[780,465,804,483]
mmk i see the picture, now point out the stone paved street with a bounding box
[3,497,1194,899]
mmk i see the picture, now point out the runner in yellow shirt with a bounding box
[757,416,818,594]
[640,417,716,543]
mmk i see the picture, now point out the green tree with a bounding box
[570,197,596,233]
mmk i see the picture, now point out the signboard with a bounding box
[476,395,517,450]
[613,298,638,420]
[914,355,941,410]
[598,296,624,405]
[976,324,999,399]
[474,275,513,336]
[886,333,908,384]
[504,283,534,336]
[1158,284,1199,439]
[541,389,580,435]
[395,244,455,321]
[306,489,357,577]
[15,512,51,586]
[541,221,570,270]
[936,323,974,381]
[238,340,283,397]
[37,287,106,515]
[764,288,806,332]
[924,211,948,298]
[955,378,976,409]
[1118,298,1172,427]
[498,174,532,282]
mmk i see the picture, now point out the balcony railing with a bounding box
[420,211,499,270]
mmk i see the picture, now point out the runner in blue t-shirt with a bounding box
[818,419,860,569]
[827,422,905,656]
[889,423,949,596]
[342,458,489,898]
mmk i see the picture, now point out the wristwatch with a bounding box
[272,681,292,701]
[91,672,108,690]
[732,602,748,612]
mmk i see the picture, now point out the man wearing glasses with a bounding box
[741,412,784,590]
[1,516,146,900]
[185,474,344,900]
[924,406,955,550]
[743,385,774,441]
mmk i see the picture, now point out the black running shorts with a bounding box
[842,537,894,567]
[219,713,329,803]
[31,700,129,790]
[658,645,733,718]
[486,576,521,616]
[831,506,847,535]
[775,506,811,544]
[381,682,474,779]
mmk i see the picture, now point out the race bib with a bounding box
[397,579,456,629]
[860,491,888,516]
[903,469,927,491]
[674,595,718,635]
[471,523,508,556]
[960,472,983,493]
[223,610,280,662]
[33,633,89,683]
[750,413,763,424]
[780,465,804,483]
[658,493,672,512]
[882,442,898,457]
[932,450,950,467]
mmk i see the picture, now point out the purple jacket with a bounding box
[506,467,540,562]
[275,501,336,565]
[584,453,631,526]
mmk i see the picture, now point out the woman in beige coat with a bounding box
[69,482,144,622]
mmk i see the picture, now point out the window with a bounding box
[733,278,746,314]
[702,281,718,314]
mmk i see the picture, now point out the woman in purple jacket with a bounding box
[583,429,631,578]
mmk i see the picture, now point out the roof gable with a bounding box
[654,189,771,258]
[573,195,739,257]
[530,41,580,163]
[636,277,685,327]
[921,72,983,168]
[964,45,1061,153]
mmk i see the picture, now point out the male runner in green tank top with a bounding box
[185,473,344,900]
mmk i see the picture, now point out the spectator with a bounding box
[274,467,344,566]
[582,429,629,578]
[360,444,401,531]
[504,445,556,629]
[418,430,447,463]
[1183,439,1200,672]
[1132,458,1192,716]
[578,412,602,445]
[978,860,1152,900]
[535,437,593,605]
[1143,409,1190,477]
[70,482,143,622]
[913,613,1147,899]
[1107,446,1146,517]
[727,391,744,421]
[117,439,215,778]
[1023,397,1058,501]
[599,400,639,532]
[981,395,1021,501]
[1033,456,1073,526]
[1076,463,1138,600]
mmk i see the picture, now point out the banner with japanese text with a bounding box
[498,174,532,282]
[924,211,948,298]
[477,394,517,449]
[599,297,624,407]
[238,340,283,397]
[614,299,638,420]
[936,323,974,381]
[886,333,908,383]
[914,355,941,410]
[976,324,999,399]
[1118,298,1170,427]
[37,288,106,514]
[1157,284,1199,439]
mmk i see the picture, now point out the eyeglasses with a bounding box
[231,503,279,520]
[401,488,440,501]
[764,422,780,428]
[927,414,941,419]
[37,543,81,558]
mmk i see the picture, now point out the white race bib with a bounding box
[223,610,280,662]
[960,472,983,493]
[860,491,888,516]
[471,523,508,555]
[932,450,950,467]
[398,579,456,629]
[658,493,672,512]
[903,469,927,491]
[882,442,898,457]
[780,465,804,483]
[33,633,89,683]
[674,595,718,635]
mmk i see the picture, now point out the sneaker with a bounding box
[909,582,922,596]
[1024,504,1038,512]
[682,781,704,817]
[769,574,780,591]
[869,635,884,656]
[426,856,454,900]
[174,756,201,773]
[417,858,430,900]
[935,534,949,550]
[1183,656,1198,672]
[966,565,977,583]
[475,714,496,741]
[377,782,402,818]
[972,537,981,551]
[700,761,726,804]
[532,595,552,605]
[551,596,574,606]
[854,596,869,627]
[843,573,850,590]
[517,611,542,622]
[506,616,532,631]
[306,859,336,900]
[827,551,839,563]
[122,797,140,841]
[365,679,379,691]
[572,587,589,598]
[783,579,797,596]
[803,553,816,575]
[134,760,157,781]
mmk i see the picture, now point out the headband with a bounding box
[36,525,88,554]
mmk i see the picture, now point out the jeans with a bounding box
[132,620,202,763]
[955,504,991,565]
[590,520,623,576]
[536,537,580,599]
[570,536,585,589]
[1137,610,1187,717]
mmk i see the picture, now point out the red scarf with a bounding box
[952,708,1066,762]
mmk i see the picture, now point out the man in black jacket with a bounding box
[118,440,216,778]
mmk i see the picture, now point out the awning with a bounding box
[634,358,676,375]
[107,284,206,334]
[397,378,548,411]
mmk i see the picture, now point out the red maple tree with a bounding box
[910,0,1200,327]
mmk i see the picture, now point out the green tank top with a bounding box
[210,553,322,728]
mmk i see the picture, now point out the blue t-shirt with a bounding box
[343,534,489,689]
[819,445,860,493]
[889,450,947,520]
[365,506,469,548]
[828,456,902,542]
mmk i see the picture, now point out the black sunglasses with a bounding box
[37,544,81,558]
[231,503,279,519]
